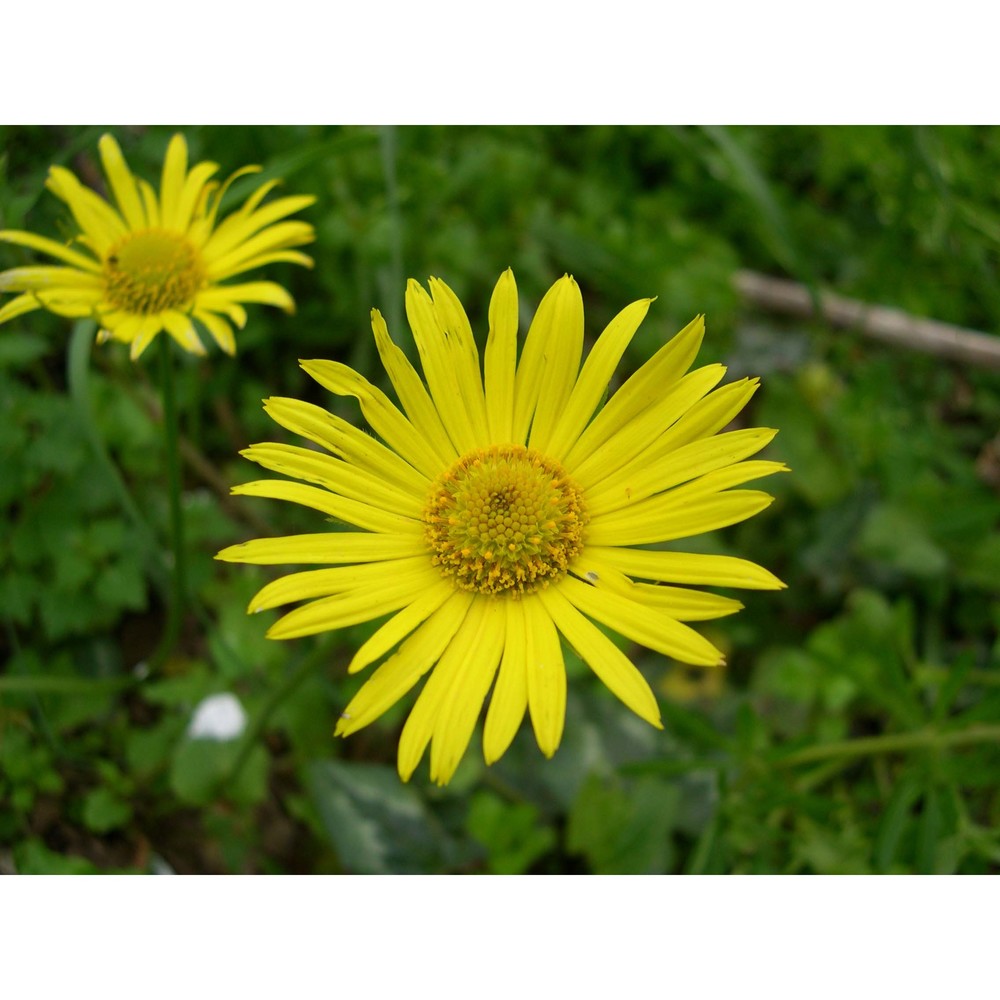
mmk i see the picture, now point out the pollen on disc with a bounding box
[423,444,587,596]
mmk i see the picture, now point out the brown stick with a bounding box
[733,270,1000,371]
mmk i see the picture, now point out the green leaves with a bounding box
[307,760,463,874]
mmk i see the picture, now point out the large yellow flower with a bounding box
[0,133,315,359]
[217,270,786,784]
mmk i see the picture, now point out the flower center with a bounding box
[103,230,204,314]
[423,444,587,596]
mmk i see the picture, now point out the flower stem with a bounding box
[152,333,187,668]
[67,320,166,590]
[779,724,1000,767]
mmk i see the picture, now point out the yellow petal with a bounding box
[336,589,474,737]
[428,598,506,784]
[263,395,430,496]
[196,281,295,314]
[232,478,425,535]
[158,134,189,231]
[204,221,315,280]
[370,309,458,468]
[586,487,777,548]
[564,314,705,471]
[240,442,424,519]
[348,577,456,674]
[559,575,724,667]
[483,599,529,765]
[97,134,146,230]
[266,562,440,640]
[569,553,744,621]
[523,594,566,758]
[538,586,662,728]
[587,545,786,590]
[0,293,41,324]
[216,531,427,565]
[570,364,725,488]
[249,555,430,612]
[483,268,518,443]
[513,275,579,446]
[193,309,236,355]
[0,229,101,272]
[544,297,652,460]
[404,279,479,454]
[526,276,584,454]
[161,310,207,356]
[301,359,448,481]
[587,427,779,517]
[429,276,490,445]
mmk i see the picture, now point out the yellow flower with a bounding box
[217,270,787,785]
[0,133,315,359]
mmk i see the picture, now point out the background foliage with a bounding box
[1,125,998,874]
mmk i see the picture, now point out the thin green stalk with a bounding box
[222,639,333,788]
[150,333,186,668]
[67,320,165,589]
[779,724,1000,768]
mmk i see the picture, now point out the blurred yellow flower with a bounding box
[217,270,786,784]
[0,133,315,359]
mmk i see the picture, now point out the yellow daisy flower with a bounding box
[0,133,315,359]
[217,270,787,785]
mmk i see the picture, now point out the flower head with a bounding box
[0,133,315,359]
[217,270,787,785]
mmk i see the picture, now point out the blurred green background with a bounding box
[1,125,998,874]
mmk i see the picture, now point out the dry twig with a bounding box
[734,270,1000,371]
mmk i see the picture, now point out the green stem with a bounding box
[150,333,187,669]
[222,640,332,788]
[67,320,166,589]
[779,724,1000,767]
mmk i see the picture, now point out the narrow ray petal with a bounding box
[240,442,424,518]
[586,488,777,548]
[370,309,458,467]
[513,275,581,446]
[588,545,786,590]
[217,531,427,566]
[397,596,493,781]
[336,590,475,737]
[428,598,506,784]
[483,599,529,764]
[484,269,518,443]
[587,426,779,516]
[97,135,146,230]
[564,314,705,470]
[158,134,189,230]
[0,230,101,272]
[250,555,430,612]
[263,395,431,496]
[545,297,652,460]
[193,309,236,355]
[232,479,425,535]
[570,553,744,621]
[405,279,479,453]
[570,365,725,488]
[266,563,441,640]
[559,575,724,667]
[523,593,566,757]
[348,577,456,674]
[538,586,662,728]
[301,359,448,480]
[429,276,490,445]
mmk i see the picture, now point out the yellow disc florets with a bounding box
[104,230,204,314]
[423,444,588,596]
